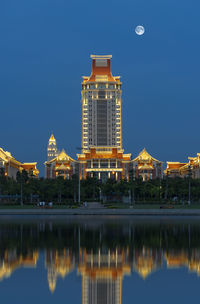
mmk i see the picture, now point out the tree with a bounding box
[16,170,29,206]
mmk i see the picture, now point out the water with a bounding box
[0,216,200,303]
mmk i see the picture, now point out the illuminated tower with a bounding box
[78,55,131,181]
[81,55,122,151]
[47,134,58,161]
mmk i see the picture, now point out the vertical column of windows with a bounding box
[82,90,89,150]
[107,98,111,146]
[82,82,122,150]
[115,91,122,148]
[111,94,116,146]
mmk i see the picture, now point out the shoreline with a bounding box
[1,208,200,216]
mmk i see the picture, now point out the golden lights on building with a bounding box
[78,55,132,181]
[45,138,76,179]
[45,55,132,181]
[165,153,200,179]
[0,147,39,179]
[130,148,163,181]
[44,55,200,181]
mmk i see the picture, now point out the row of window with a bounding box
[87,160,122,168]
[83,84,121,90]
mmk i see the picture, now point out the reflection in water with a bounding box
[79,248,130,304]
[0,218,200,303]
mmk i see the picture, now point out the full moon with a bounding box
[135,25,145,36]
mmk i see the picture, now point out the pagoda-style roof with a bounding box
[0,147,39,177]
[0,148,21,165]
[188,153,200,165]
[82,54,121,83]
[132,148,162,163]
[48,149,75,164]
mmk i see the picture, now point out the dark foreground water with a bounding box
[0,216,200,303]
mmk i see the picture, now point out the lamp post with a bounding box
[130,167,135,204]
[76,147,83,204]
[99,187,102,202]
[188,165,191,206]
[78,160,80,204]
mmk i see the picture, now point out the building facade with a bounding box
[44,56,167,182]
[81,55,122,150]
[45,134,76,179]
[129,149,163,181]
[165,153,200,179]
[78,55,131,180]
[0,147,39,179]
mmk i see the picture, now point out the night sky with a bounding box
[1,0,200,176]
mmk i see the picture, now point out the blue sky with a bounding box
[1,0,200,175]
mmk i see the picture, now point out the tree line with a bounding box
[0,168,200,205]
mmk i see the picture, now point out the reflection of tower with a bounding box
[47,266,57,293]
[47,134,58,161]
[78,248,130,304]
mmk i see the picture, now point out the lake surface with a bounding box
[0,216,200,303]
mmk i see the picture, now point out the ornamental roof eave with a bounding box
[81,78,122,85]
[138,164,154,170]
[47,149,76,164]
[0,148,24,166]
[166,162,187,169]
[82,55,121,83]
[22,162,37,165]
[132,148,163,164]
[90,54,112,59]
[179,163,190,171]
[55,164,70,171]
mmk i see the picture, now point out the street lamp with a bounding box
[76,147,83,204]
[188,165,192,206]
[99,187,102,202]
[78,160,80,203]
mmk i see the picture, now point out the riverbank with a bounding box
[1,208,200,216]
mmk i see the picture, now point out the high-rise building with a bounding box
[81,55,122,151]
[44,56,132,181]
[78,55,131,181]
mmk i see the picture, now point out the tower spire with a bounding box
[47,134,58,161]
